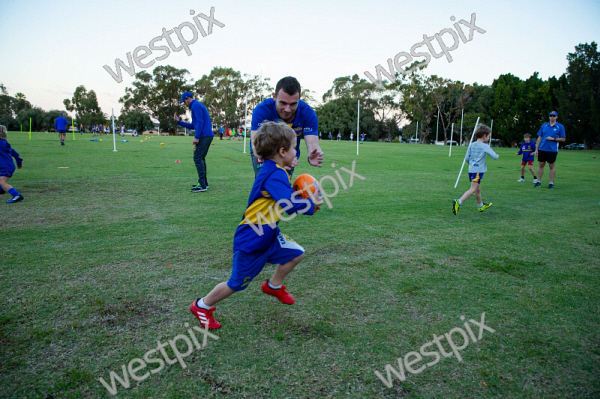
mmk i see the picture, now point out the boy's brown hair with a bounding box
[524,133,531,139]
[254,121,296,160]
[474,125,491,140]
[0,125,7,140]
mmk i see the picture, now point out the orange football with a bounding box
[293,174,320,199]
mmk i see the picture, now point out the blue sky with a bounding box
[0,0,598,116]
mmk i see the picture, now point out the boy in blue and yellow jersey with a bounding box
[516,133,537,182]
[453,125,499,215]
[190,121,322,329]
[0,126,24,203]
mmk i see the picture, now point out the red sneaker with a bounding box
[190,299,222,329]
[261,280,295,305]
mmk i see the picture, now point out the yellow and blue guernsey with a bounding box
[0,139,23,176]
[517,141,536,162]
[233,159,315,253]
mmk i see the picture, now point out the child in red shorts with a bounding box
[516,133,537,182]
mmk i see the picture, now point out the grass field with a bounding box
[1,132,599,398]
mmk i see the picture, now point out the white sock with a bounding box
[458,200,463,205]
[268,281,282,289]
[478,203,483,208]
[197,298,212,310]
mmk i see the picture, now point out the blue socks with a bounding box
[8,188,19,197]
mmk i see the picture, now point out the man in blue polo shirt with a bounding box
[533,111,566,189]
[54,114,68,146]
[250,76,323,177]
[174,92,214,192]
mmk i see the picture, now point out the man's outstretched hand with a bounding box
[308,148,323,167]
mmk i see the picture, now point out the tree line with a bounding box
[1,42,597,147]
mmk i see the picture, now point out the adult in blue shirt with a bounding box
[219,125,224,140]
[533,111,566,189]
[54,115,69,146]
[250,76,323,177]
[174,92,214,192]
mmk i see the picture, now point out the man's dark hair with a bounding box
[275,76,301,98]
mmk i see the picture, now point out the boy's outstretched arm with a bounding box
[485,145,500,160]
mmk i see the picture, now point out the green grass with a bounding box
[1,132,599,398]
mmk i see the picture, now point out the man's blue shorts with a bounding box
[468,172,484,183]
[227,232,305,291]
[0,170,13,178]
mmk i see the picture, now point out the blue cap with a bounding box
[549,111,558,116]
[180,92,193,103]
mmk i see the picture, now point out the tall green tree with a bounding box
[320,74,398,140]
[120,65,192,134]
[0,84,18,129]
[398,71,437,143]
[316,96,376,139]
[64,86,104,130]
[489,73,522,144]
[431,77,473,143]
[118,109,154,134]
[555,42,600,147]
[194,67,244,129]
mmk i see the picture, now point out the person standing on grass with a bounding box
[533,111,566,189]
[54,114,68,146]
[0,126,24,203]
[174,92,214,193]
[250,76,323,178]
[516,133,537,182]
[190,121,322,329]
[337,133,341,141]
[453,125,499,215]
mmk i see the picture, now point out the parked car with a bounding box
[564,143,584,150]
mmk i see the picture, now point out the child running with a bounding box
[453,125,498,215]
[516,133,537,182]
[0,125,24,203]
[190,121,322,329]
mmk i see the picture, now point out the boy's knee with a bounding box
[227,277,252,292]
[292,253,305,263]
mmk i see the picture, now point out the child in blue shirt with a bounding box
[190,121,322,329]
[0,126,24,203]
[453,125,499,215]
[516,133,537,182]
